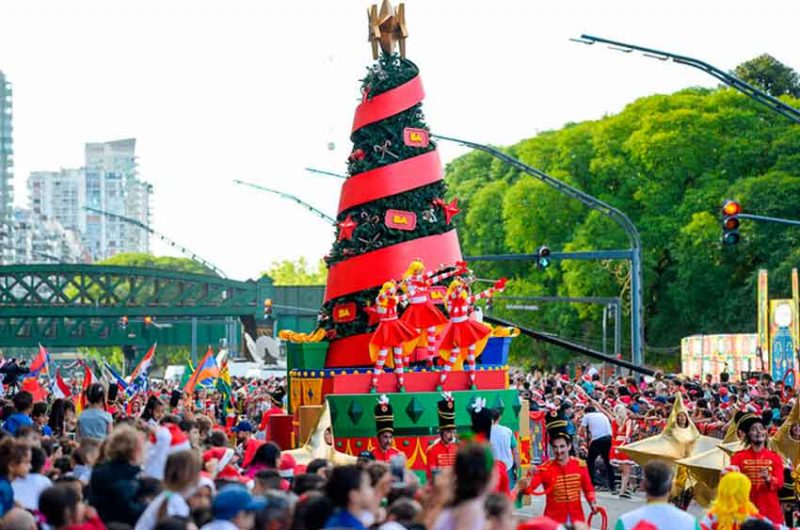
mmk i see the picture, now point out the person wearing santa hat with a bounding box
[142,416,192,480]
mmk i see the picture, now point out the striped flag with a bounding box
[103,362,130,393]
[127,343,156,397]
[53,369,72,399]
[184,347,219,394]
[76,361,95,414]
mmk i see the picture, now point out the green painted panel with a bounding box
[327,389,520,438]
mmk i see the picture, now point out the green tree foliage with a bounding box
[734,54,800,98]
[98,252,217,275]
[263,257,327,285]
[446,85,800,369]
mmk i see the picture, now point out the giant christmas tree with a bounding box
[320,1,462,369]
[283,1,522,476]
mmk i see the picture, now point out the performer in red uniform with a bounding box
[438,273,506,390]
[425,392,459,482]
[369,281,420,392]
[730,412,785,524]
[399,260,465,367]
[373,394,402,463]
[524,412,597,524]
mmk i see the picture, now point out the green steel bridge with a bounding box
[0,264,323,349]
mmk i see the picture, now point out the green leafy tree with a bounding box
[734,54,800,98]
[263,257,327,285]
[446,83,800,368]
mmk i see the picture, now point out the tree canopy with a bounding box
[98,252,217,276]
[734,54,800,98]
[445,84,800,369]
[262,257,328,286]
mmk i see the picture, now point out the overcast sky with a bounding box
[2,0,799,280]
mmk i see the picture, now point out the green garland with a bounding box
[347,105,436,176]
[327,181,453,265]
[360,53,419,99]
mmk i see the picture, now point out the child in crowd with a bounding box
[0,437,32,517]
[39,483,107,530]
[12,445,52,510]
[2,391,34,436]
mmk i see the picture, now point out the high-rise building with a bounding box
[0,72,14,263]
[83,138,152,260]
[29,168,87,234]
[11,209,86,264]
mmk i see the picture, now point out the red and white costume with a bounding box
[438,276,506,388]
[609,418,636,466]
[400,261,464,365]
[369,281,419,391]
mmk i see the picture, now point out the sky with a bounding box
[1,0,799,280]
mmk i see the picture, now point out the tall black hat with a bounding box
[545,410,571,443]
[469,397,493,440]
[374,394,395,435]
[737,411,765,435]
[438,392,456,431]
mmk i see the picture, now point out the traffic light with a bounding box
[264,299,273,318]
[119,316,128,329]
[143,316,154,327]
[722,200,741,245]
[537,245,551,269]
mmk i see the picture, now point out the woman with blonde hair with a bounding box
[700,469,767,530]
[368,280,420,393]
[134,450,202,530]
[609,404,636,499]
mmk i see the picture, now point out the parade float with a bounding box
[273,0,525,478]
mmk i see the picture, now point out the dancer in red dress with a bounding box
[609,404,637,498]
[438,274,506,390]
[399,259,465,367]
[369,281,420,393]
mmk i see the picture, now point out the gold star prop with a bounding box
[677,447,731,507]
[367,0,408,59]
[619,394,720,466]
[282,402,357,466]
[770,398,800,465]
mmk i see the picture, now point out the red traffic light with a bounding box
[723,217,740,231]
[722,200,741,216]
[143,316,153,326]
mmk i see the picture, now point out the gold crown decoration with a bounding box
[367,0,408,59]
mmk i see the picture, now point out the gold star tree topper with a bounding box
[367,0,408,59]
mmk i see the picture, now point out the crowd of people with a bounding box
[0,362,796,530]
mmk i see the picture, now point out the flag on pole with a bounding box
[184,347,219,394]
[216,358,235,415]
[127,343,156,396]
[53,369,72,399]
[76,361,95,414]
[179,361,195,389]
[21,378,47,401]
[103,362,129,393]
[27,344,50,379]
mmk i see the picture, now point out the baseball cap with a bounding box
[212,486,266,520]
[232,420,255,433]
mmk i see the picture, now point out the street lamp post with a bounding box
[435,133,645,366]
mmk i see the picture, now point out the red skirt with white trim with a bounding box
[369,319,420,350]
[438,319,491,350]
[401,300,448,329]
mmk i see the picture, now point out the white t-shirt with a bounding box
[581,412,612,439]
[12,473,52,510]
[134,491,191,530]
[616,502,700,530]
[490,424,516,469]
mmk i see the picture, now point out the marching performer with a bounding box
[523,411,597,524]
[437,274,506,390]
[399,259,466,367]
[425,392,459,481]
[369,281,420,393]
[373,394,402,463]
[730,412,784,524]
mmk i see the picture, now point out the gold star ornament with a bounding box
[367,0,408,59]
[282,402,357,466]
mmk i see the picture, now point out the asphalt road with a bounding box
[515,491,708,528]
